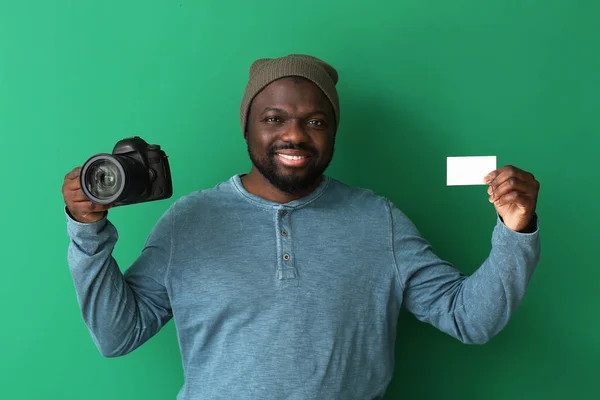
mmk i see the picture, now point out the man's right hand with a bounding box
[62,166,112,223]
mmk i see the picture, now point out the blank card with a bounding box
[447,156,497,186]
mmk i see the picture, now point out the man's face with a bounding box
[245,77,336,194]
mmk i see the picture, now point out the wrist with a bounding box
[518,214,538,233]
[65,207,107,224]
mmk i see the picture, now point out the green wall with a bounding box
[2,1,598,399]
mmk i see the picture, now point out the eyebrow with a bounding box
[261,107,329,117]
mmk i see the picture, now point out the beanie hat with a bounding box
[239,54,340,133]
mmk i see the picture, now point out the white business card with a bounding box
[447,156,497,186]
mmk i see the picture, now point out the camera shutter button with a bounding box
[147,144,160,150]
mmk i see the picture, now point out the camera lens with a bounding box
[81,155,126,205]
[80,153,150,206]
[87,159,123,200]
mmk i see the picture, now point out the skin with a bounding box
[62,166,111,223]
[240,76,337,204]
[62,76,540,231]
[485,166,540,232]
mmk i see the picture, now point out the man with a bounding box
[62,54,541,399]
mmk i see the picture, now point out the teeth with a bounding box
[278,154,307,160]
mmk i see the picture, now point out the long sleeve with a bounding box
[65,206,173,357]
[389,201,541,344]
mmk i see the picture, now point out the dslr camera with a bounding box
[80,136,173,207]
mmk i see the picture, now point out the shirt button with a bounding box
[281,230,288,236]
[283,253,290,261]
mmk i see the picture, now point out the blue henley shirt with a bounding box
[66,174,540,399]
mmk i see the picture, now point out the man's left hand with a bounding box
[484,165,540,233]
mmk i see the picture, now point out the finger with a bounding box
[485,167,513,187]
[63,168,83,191]
[493,191,533,209]
[488,177,531,202]
[62,183,81,203]
[485,165,535,186]
[62,180,83,201]
[66,189,89,203]
[65,166,82,180]
[64,179,82,191]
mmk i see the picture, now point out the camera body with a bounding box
[80,136,173,207]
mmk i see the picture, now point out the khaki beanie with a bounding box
[239,54,340,133]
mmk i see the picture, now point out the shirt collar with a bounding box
[231,174,331,209]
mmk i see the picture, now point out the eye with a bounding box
[309,119,326,127]
[263,116,282,123]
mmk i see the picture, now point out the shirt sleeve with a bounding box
[388,201,541,344]
[65,205,173,357]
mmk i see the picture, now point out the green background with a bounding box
[1,1,598,399]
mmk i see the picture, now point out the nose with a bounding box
[280,119,309,144]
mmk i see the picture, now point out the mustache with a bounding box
[269,143,317,155]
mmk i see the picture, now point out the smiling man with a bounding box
[63,54,541,400]
[240,64,338,203]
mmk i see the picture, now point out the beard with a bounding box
[248,141,334,195]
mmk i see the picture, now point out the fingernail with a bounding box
[487,186,492,195]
